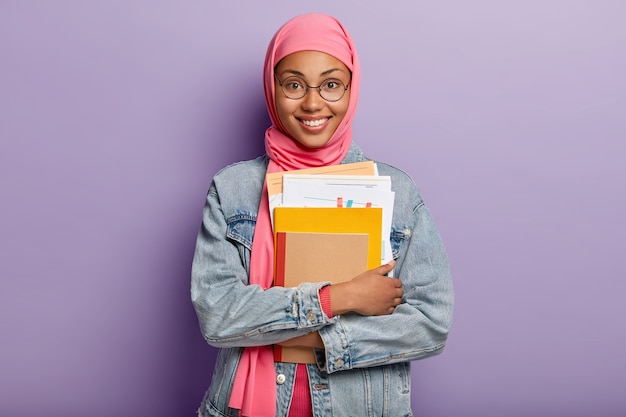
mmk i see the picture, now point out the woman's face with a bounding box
[274,51,351,149]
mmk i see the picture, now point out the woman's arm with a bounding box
[191,181,335,348]
[315,200,454,373]
[277,261,402,348]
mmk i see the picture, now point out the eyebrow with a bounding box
[279,68,345,78]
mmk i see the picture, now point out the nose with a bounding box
[301,87,324,111]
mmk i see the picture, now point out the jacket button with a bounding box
[306,310,316,322]
[276,374,286,385]
[335,358,344,368]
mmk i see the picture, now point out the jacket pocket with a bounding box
[226,214,255,273]
[203,348,242,416]
[390,226,411,260]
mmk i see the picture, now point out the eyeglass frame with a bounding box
[274,74,350,102]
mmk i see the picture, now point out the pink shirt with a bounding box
[288,285,332,417]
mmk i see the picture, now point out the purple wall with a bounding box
[1,2,625,416]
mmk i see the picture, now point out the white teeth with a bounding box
[301,118,328,127]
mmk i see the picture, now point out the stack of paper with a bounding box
[269,162,395,363]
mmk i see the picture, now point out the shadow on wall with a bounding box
[142,198,217,410]
[194,70,269,174]
[179,79,270,410]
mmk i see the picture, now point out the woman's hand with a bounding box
[330,260,403,316]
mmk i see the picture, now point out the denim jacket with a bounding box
[191,144,454,417]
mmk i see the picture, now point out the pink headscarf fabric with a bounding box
[228,13,361,417]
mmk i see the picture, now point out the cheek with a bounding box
[274,96,293,125]
[332,101,350,123]
[333,91,350,120]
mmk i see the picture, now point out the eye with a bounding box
[323,79,344,90]
[283,77,305,92]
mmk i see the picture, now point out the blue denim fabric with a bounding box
[191,144,454,416]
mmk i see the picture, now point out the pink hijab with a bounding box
[229,13,360,416]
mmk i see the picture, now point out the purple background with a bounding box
[1,1,625,416]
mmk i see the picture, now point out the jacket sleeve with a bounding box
[191,180,336,348]
[316,185,454,373]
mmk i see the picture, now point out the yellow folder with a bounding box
[273,207,383,271]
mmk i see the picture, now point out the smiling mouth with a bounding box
[299,118,329,127]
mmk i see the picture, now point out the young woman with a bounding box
[191,13,454,417]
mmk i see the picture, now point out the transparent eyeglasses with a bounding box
[275,75,349,102]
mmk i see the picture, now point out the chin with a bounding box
[288,130,333,149]
[293,137,332,149]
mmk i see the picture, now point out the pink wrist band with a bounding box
[319,285,333,318]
